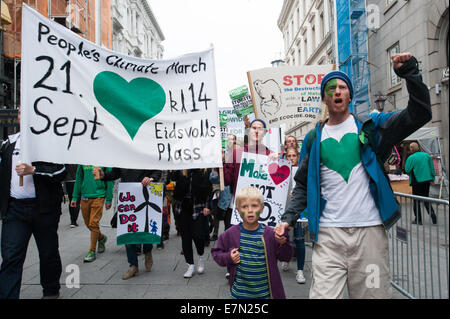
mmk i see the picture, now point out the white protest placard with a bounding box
[231,152,291,227]
[247,64,334,128]
[116,183,163,245]
[219,107,282,153]
[20,5,221,170]
[219,107,246,144]
[290,166,298,190]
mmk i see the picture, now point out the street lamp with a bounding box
[374,91,395,112]
[374,93,387,111]
[271,59,284,67]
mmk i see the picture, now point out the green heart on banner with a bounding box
[93,71,166,140]
[320,133,361,183]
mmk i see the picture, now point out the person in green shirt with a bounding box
[405,142,437,225]
[71,165,114,262]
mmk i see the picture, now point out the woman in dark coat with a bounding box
[170,169,213,278]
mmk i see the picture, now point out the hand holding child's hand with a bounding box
[230,248,240,264]
[274,222,289,244]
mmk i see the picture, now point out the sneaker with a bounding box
[70,223,78,228]
[296,270,306,284]
[281,262,289,272]
[210,234,218,241]
[97,235,107,253]
[157,242,164,249]
[197,255,206,274]
[225,272,230,280]
[184,264,195,278]
[144,252,153,272]
[84,250,96,262]
[122,266,139,280]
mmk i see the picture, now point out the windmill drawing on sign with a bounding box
[134,185,161,233]
[116,183,163,246]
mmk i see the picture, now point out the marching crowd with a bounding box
[0,52,433,299]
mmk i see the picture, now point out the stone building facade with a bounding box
[367,0,449,173]
[111,0,164,59]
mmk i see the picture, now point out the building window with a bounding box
[388,43,401,87]
[304,38,308,61]
[311,25,316,50]
[291,20,295,42]
[447,32,449,66]
[286,29,290,49]
[320,12,325,41]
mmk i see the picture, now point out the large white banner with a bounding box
[231,152,291,227]
[20,5,221,170]
[247,64,333,128]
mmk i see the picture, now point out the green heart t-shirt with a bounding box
[319,115,382,227]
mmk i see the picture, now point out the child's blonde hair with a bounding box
[235,186,264,208]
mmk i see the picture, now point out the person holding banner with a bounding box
[224,118,275,197]
[97,167,162,280]
[170,169,212,278]
[211,186,293,299]
[71,165,113,263]
[277,52,432,298]
[0,114,66,299]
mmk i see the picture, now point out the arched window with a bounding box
[446,31,449,67]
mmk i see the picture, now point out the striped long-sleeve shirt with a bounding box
[231,224,270,299]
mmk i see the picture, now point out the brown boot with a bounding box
[122,266,138,280]
[145,252,153,271]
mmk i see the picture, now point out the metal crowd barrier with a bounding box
[388,192,449,299]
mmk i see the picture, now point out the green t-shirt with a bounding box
[405,152,435,185]
[72,165,114,204]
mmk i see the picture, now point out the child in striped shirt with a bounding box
[211,186,293,299]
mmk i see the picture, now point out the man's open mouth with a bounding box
[334,98,343,104]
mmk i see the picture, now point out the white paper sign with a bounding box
[20,5,221,170]
[231,152,291,227]
[116,183,163,245]
[247,64,333,128]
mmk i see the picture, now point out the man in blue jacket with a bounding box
[276,52,432,299]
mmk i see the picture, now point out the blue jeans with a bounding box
[125,244,153,267]
[0,200,62,299]
[294,223,305,271]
